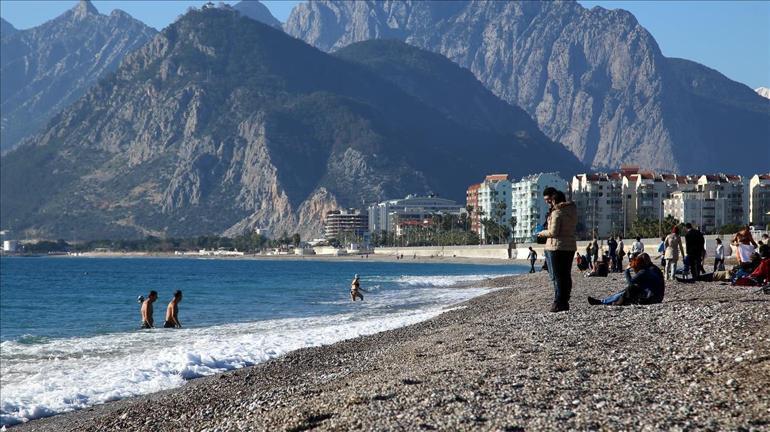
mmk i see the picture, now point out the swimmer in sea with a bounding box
[140,290,158,329]
[350,274,364,301]
[164,290,183,328]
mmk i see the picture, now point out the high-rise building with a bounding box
[323,209,368,240]
[623,172,696,236]
[466,184,481,234]
[571,173,624,238]
[749,174,770,228]
[663,190,727,233]
[475,174,511,241]
[696,174,746,226]
[510,172,568,242]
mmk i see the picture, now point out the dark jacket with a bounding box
[684,228,705,256]
[625,264,665,304]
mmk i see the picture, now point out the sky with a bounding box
[1,0,768,89]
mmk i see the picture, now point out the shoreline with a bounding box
[4,251,529,266]
[13,271,770,430]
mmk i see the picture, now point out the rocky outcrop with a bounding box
[756,87,770,100]
[0,7,582,240]
[0,0,156,151]
[232,0,282,28]
[285,0,770,174]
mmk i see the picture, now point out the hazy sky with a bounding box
[1,0,768,89]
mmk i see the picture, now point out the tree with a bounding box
[291,233,301,247]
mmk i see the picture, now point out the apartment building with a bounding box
[663,190,727,233]
[696,174,747,226]
[571,173,624,238]
[323,209,368,240]
[469,174,511,241]
[623,172,697,235]
[749,174,770,228]
[510,172,568,243]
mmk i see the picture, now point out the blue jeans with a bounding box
[601,291,625,305]
[545,250,573,307]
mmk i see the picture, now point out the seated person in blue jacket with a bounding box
[588,253,665,306]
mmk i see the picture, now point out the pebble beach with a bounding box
[16,271,769,431]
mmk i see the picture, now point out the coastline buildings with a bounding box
[367,195,464,235]
[323,209,368,240]
[622,171,697,235]
[749,174,770,228]
[570,173,624,239]
[663,190,727,233]
[511,173,567,242]
[467,174,511,241]
[696,174,746,226]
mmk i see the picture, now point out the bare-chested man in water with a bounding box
[140,290,158,329]
[164,290,183,328]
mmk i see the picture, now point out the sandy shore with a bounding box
[16,271,769,431]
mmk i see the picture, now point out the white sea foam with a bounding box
[394,273,500,288]
[0,286,493,426]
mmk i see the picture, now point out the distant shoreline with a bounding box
[3,251,526,266]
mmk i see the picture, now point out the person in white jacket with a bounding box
[714,238,725,271]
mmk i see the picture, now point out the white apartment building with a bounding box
[571,173,624,238]
[367,194,464,235]
[696,174,746,226]
[510,172,568,243]
[622,172,697,236]
[476,174,511,241]
[663,190,727,233]
[749,174,770,228]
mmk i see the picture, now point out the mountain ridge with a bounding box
[0,0,157,152]
[284,0,770,175]
[1,7,582,240]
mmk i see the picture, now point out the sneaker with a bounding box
[587,296,602,305]
[550,302,570,312]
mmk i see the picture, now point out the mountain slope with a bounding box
[0,7,583,240]
[0,0,156,151]
[0,17,17,37]
[285,0,770,174]
[232,0,281,28]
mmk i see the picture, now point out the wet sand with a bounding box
[16,271,769,431]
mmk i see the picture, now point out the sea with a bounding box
[0,256,525,426]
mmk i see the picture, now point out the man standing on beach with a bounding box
[164,290,183,328]
[527,247,537,273]
[140,290,158,329]
[684,223,705,280]
[538,187,578,312]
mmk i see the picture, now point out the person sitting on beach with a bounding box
[676,247,768,285]
[576,252,589,271]
[630,237,644,257]
[584,255,609,277]
[588,253,664,306]
[351,274,365,301]
[164,290,183,328]
[732,226,758,264]
[140,290,158,329]
[734,247,770,286]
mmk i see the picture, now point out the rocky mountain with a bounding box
[1,17,17,37]
[757,87,770,100]
[233,0,282,28]
[285,0,770,175]
[0,0,156,152]
[0,7,582,240]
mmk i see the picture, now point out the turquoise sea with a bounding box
[0,256,524,425]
